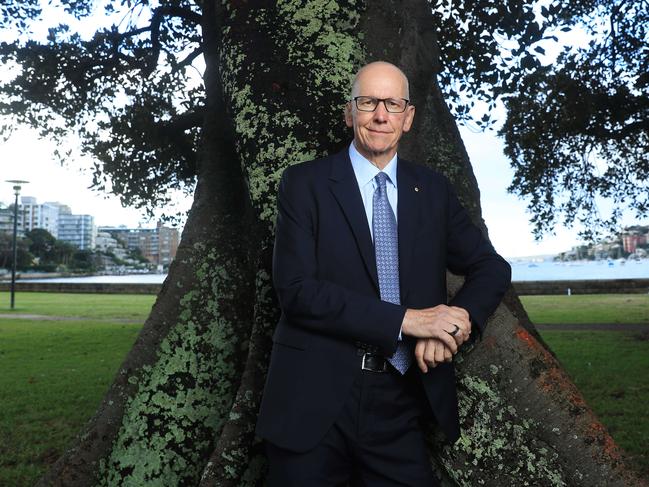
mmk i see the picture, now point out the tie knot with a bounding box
[375,172,389,190]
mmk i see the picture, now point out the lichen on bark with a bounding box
[37,2,647,486]
[97,242,251,485]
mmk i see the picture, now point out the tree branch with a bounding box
[159,6,202,25]
[116,25,150,40]
[175,47,204,72]
[157,108,205,135]
[587,119,649,140]
[142,6,203,76]
[87,7,202,77]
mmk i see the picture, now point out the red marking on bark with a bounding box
[514,327,631,471]
[515,327,537,349]
[585,421,622,460]
[271,82,281,92]
[515,325,588,409]
[515,326,556,362]
[538,364,587,408]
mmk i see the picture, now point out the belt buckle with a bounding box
[361,352,387,373]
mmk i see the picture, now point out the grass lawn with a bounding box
[520,294,649,324]
[0,292,647,484]
[539,330,649,477]
[0,292,156,321]
[0,302,143,486]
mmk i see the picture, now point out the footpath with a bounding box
[0,313,140,324]
[1,313,648,331]
[535,323,649,331]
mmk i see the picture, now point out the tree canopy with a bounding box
[25,228,57,261]
[500,0,648,238]
[0,231,32,270]
[1,0,646,235]
[2,2,644,485]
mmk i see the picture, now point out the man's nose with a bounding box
[372,102,389,122]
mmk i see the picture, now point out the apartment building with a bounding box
[18,197,61,238]
[99,221,179,267]
[7,196,97,250]
[0,206,18,235]
[57,209,96,250]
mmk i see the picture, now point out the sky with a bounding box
[0,126,192,229]
[1,122,589,259]
[460,126,584,258]
[0,2,645,259]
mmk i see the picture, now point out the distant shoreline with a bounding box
[506,256,649,264]
[2,257,649,285]
[0,272,167,284]
[2,278,648,295]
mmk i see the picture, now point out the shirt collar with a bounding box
[348,142,398,189]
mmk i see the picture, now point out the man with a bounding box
[256,61,511,486]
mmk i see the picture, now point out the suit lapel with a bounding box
[329,151,380,292]
[397,159,421,303]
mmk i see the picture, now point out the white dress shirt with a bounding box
[348,142,398,241]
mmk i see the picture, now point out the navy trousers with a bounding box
[266,363,438,487]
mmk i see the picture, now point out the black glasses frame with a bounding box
[352,96,410,113]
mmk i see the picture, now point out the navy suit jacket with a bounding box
[256,148,511,452]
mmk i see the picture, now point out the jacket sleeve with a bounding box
[443,178,512,336]
[272,165,406,356]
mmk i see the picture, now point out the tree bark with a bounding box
[39,1,645,486]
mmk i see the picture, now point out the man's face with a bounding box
[344,63,415,165]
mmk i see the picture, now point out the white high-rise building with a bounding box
[0,206,18,235]
[58,208,96,250]
[13,196,97,249]
[18,196,62,238]
[40,202,62,238]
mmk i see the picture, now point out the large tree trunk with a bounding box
[39,1,644,486]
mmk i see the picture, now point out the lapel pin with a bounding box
[414,186,419,192]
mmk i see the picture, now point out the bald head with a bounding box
[350,61,410,100]
[344,61,416,169]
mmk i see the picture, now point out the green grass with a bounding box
[521,294,649,324]
[0,292,647,484]
[0,292,156,320]
[0,318,142,486]
[540,330,649,477]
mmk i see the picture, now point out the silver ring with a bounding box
[449,324,460,336]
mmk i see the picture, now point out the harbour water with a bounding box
[509,258,649,281]
[15,274,168,284]
[8,259,649,283]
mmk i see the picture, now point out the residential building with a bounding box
[58,208,96,250]
[9,196,96,250]
[622,230,647,254]
[156,220,180,266]
[95,231,128,260]
[0,205,18,235]
[99,221,179,267]
[18,197,61,237]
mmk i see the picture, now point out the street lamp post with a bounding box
[5,180,29,309]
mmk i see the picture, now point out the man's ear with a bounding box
[402,105,416,133]
[344,102,353,128]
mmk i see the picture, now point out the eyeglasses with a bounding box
[352,96,410,113]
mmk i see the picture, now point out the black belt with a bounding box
[361,352,388,372]
[356,341,389,373]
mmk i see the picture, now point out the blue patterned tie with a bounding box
[373,172,412,374]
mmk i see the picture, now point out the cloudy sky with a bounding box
[1,121,588,259]
[0,4,644,259]
[1,126,192,229]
